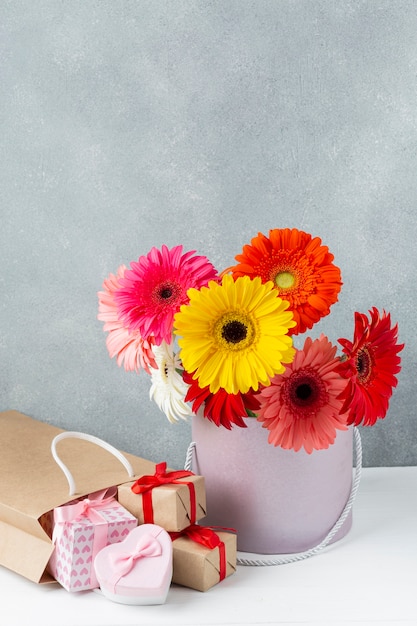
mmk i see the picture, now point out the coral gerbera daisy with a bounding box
[98,265,157,374]
[149,341,194,423]
[182,369,261,430]
[337,308,403,426]
[225,228,342,335]
[256,335,349,453]
[174,274,296,395]
[114,245,218,346]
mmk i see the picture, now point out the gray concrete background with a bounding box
[1,1,415,468]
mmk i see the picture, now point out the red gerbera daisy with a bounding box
[225,228,342,335]
[337,308,403,426]
[256,335,349,453]
[183,370,261,430]
[114,245,218,345]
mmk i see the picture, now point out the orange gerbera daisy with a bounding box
[225,228,342,335]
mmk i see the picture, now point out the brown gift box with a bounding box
[0,410,160,584]
[117,464,206,533]
[171,527,237,592]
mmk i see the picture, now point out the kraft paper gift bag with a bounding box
[0,410,159,584]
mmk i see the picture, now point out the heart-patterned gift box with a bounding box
[44,487,137,592]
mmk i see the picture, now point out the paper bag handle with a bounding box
[51,431,135,496]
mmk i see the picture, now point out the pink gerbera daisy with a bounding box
[256,335,349,453]
[114,245,218,345]
[98,265,157,374]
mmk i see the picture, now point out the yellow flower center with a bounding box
[275,271,295,290]
[214,311,255,352]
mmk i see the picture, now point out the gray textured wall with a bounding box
[1,1,415,468]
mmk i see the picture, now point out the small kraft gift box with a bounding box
[118,461,206,533]
[169,524,237,592]
[46,486,137,592]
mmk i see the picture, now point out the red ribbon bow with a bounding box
[131,462,197,525]
[170,524,229,582]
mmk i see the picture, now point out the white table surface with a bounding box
[1,466,416,626]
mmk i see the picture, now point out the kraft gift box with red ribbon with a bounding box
[169,524,237,592]
[117,462,206,533]
[45,487,137,592]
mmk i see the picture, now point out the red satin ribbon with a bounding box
[131,462,197,524]
[170,524,229,582]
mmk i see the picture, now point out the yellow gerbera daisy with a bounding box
[173,274,296,395]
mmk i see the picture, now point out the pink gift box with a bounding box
[47,487,137,592]
[94,524,173,605]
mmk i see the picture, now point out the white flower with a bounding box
[149,341,193,423]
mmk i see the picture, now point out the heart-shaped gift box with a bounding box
[94,524,172,605]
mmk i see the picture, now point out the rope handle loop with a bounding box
[51,431,135,496]
[184,426,362,566]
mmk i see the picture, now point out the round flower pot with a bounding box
[191,416,353,554]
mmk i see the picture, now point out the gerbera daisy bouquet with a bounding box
[98,228,403,454]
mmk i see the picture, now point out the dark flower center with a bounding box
[153,280,181,306]
[356,345,373,384]
[285,368,328,418]
[295,383,312,401]
[159,286,173,299]
[222,320,248,344]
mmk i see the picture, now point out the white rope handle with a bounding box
[184,426,362,566]
[51,431,135,496]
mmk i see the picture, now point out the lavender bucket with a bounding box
[191,416,354,555]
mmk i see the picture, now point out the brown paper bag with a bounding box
[0,410,158,584]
